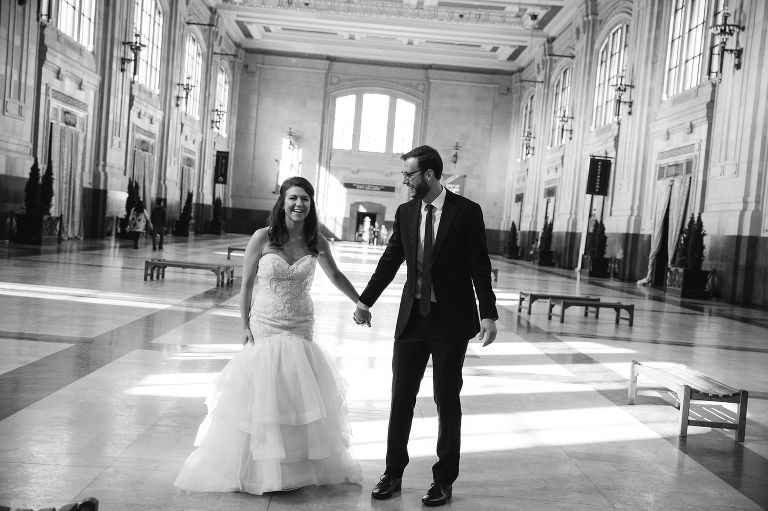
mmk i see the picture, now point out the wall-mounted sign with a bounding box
[586,157,612,196]
[214,151,229,184]
[343,182,396,193]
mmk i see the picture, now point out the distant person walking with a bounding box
[150,198,166,250]
[128,200,152,250]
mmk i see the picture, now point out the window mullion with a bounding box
[680,0,692,93]
[386,95,396,153]
[352,93,363,151]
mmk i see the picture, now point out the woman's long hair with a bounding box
[133,200,146,215]
[268,177,319,254]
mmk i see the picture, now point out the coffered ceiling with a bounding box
[215,0,576,73]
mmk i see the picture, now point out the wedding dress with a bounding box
[174,253,362,494]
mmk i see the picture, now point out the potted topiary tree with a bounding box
[666,213,711,299]
[118,179,140,237]
[15,158,43,244]
[174,191,193,236]
[537,219,554,266]
[209,196,223,234]
[587,220,610,277]
[40,161,54,217]
[505,221,519,259]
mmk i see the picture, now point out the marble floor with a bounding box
[0,234,767,511]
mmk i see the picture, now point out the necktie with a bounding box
[420,204,434,317]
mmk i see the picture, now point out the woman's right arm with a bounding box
[240,228,268,344]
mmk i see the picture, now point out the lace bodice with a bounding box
[249,253,316,340]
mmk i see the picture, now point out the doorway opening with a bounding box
[355,212,378,243]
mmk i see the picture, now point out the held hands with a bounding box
[353,306,372,327]
[243,327,255,345]
[478,318,497,347]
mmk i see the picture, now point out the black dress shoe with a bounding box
[421,482,452,506]
[371,474,401,500]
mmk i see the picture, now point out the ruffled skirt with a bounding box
[174,334,362,494]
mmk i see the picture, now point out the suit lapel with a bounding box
[431,191,457,264]
[407,199,420,263]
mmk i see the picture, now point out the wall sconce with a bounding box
[175,77,194,108]
[613,73,634,119]
[557,110,574,141]
[451,140,462,165]
[710,5,745,75]
[120,32,146,77]
[522,130,535,157]
[211,104,226,130]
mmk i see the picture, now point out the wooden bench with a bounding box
[144,259,234,287]
[518,292,599,315]
[227,246,246,259]
[548,298,634,325]
[628,360,748,442]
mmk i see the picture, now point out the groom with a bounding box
[354,145,498,506]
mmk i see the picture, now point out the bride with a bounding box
[174,177,363,494]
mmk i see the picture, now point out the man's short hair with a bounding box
[401,145,443,179]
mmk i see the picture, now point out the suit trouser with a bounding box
[385,299,469,486]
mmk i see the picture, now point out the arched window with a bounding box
[215,68,230,136]
[331,92,417,154]
[133,0,163,92]
[184,34,203,118]
[520,94,535,160]
[549,67,572,147]
[58,0,96,50]
[592,24,628,128]
[664,0,708,97]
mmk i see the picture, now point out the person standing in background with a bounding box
[150,198,166,251]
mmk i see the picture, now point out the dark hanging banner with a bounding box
[586,157,612,196]
[214,151,229,185]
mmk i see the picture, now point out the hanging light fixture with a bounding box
[709,4,745,76]
[120,32,146,77]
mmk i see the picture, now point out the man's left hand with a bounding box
[478,318,497,347]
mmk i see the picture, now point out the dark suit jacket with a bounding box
[359,190,498,341]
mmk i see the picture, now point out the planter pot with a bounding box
[665,266,712,299]
[10,214,62,245]
[15,214,43,244]
[174,219,193,236]
[537,250,554,267]
[115,217,133,239]
[585,255,610,278]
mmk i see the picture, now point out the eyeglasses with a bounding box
[401,169,426,182]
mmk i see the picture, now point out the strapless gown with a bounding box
[174,253,362,494]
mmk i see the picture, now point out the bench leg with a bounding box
[736,390,748,442]
[615,308,620,325]
[628,360,640,405]
[144,262,149,281]
[229,269,234,286]
[679,385,692,437]
[547,300,553,321]
[628,306,634,327]
[518,295,523,313]
[528,297,534,315]
[595,306,600,320]
[560,305,566,324]
[227,248,232,260]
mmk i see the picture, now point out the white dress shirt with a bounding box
[356,186,446,312]
[416,186,446,302]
